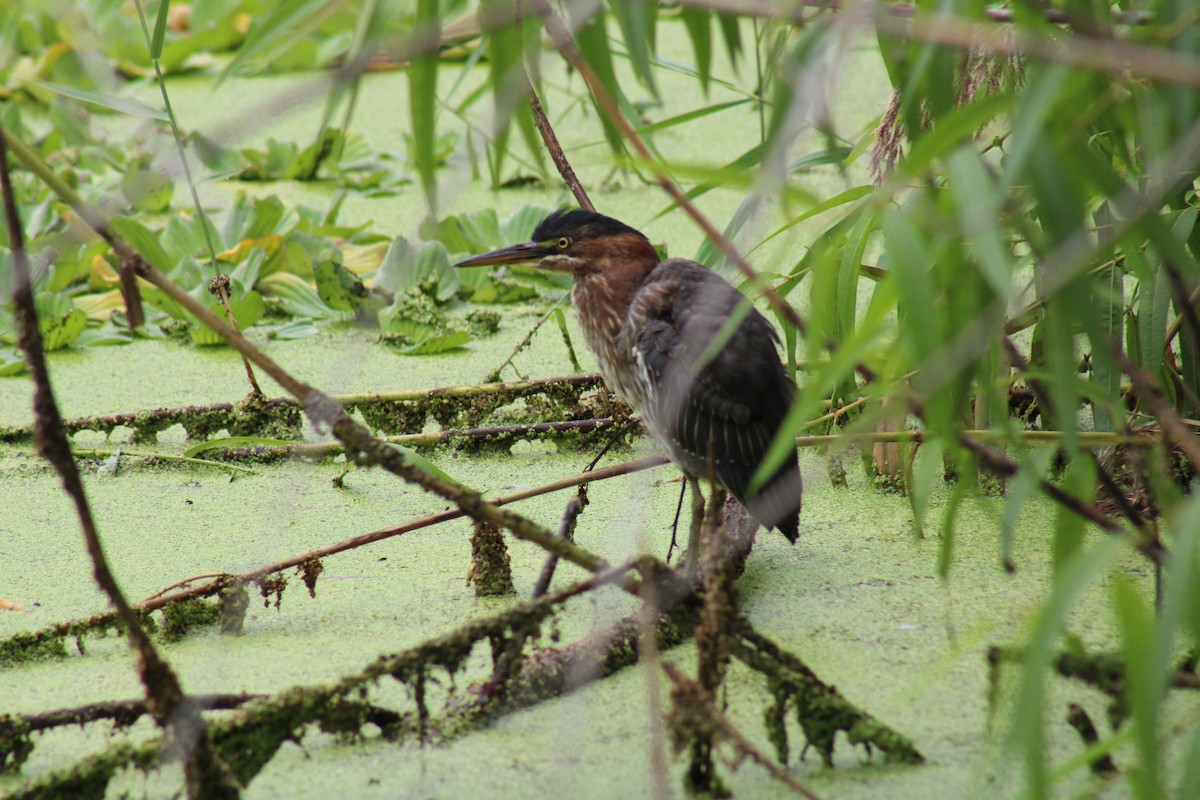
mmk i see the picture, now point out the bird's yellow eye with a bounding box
[556,237,571,250]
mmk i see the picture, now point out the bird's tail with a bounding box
[745,461,802,543]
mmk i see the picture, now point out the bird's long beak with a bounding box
[453,241,543,269]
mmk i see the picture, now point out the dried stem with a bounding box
[210,277,264,397]
[531,494,586,599]
[0,376,604,444]
[524,72,593,211]
[286,417,625,460]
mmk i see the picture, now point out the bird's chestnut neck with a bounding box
[569,234,660,338]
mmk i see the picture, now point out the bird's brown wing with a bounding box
[624,259,802,541]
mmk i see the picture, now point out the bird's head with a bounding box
[453,208,658,276]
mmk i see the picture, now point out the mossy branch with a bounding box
[733,622,925,767]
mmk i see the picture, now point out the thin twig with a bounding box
[0,375,605,444]
[211,277,265,397]
[525,72,594,211]
[531,494,586,598]
[483,298,571,382]
[178,454,663,597]
[875,8,1200,89]
[793,428,1160,448]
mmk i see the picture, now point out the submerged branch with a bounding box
[662,661,824,800]
[0,376,605,444]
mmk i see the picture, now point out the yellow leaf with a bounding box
[89,255,120,290]
[74,290,126,322]
[218,235,283,264]
[343,241,388,276]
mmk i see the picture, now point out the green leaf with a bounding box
[192,132,244,175]
[837,209,874,342]
[221,0,332,79]
[121,167,174,213]
[483,0,522,183]
[378,291,445,342]
[0,349,27,377]
[381,314,438,343]
[150,0,171,59]
[469,278,540,304]
[680,7,712,89]
[907,439,942,540]
[947,147,1012,299]
[376,238,459,303]
[313,259,364,312]
[391,330,470,355]
[570,6,624,155]
[409,0,441,209]
[74,328,134,347]
[610,0,658,97]
[1011,539,1123,799]
[754,186,871,258]
[1134,251,1172,384]
[34,293,88,351]
[1000,450,1050,571]
[883,207,938,360]
[190,291,266,346]
[695,194,755,268]
[33,81,169,120]
[385,442,457,482]
[636,99,750,136]
[184,436,293,458]
[268,320,320,340]
[259,273,343,320]
[715,11,742,66]
[1111,576,1164,798]
[1000,65,1072,192]
[900,93,1011,180]
[109,218,177,273]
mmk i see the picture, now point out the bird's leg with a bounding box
[666,478,686,564]
[684,474,705,580]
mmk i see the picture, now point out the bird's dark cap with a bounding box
[532,208,648,244]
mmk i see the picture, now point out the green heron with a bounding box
[455,209,802,543]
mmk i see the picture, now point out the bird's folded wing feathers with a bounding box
[625,259,795,497]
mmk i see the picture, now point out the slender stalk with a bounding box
[71,447,256,474]
[525,73,594,211]
[131,0,220,268]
